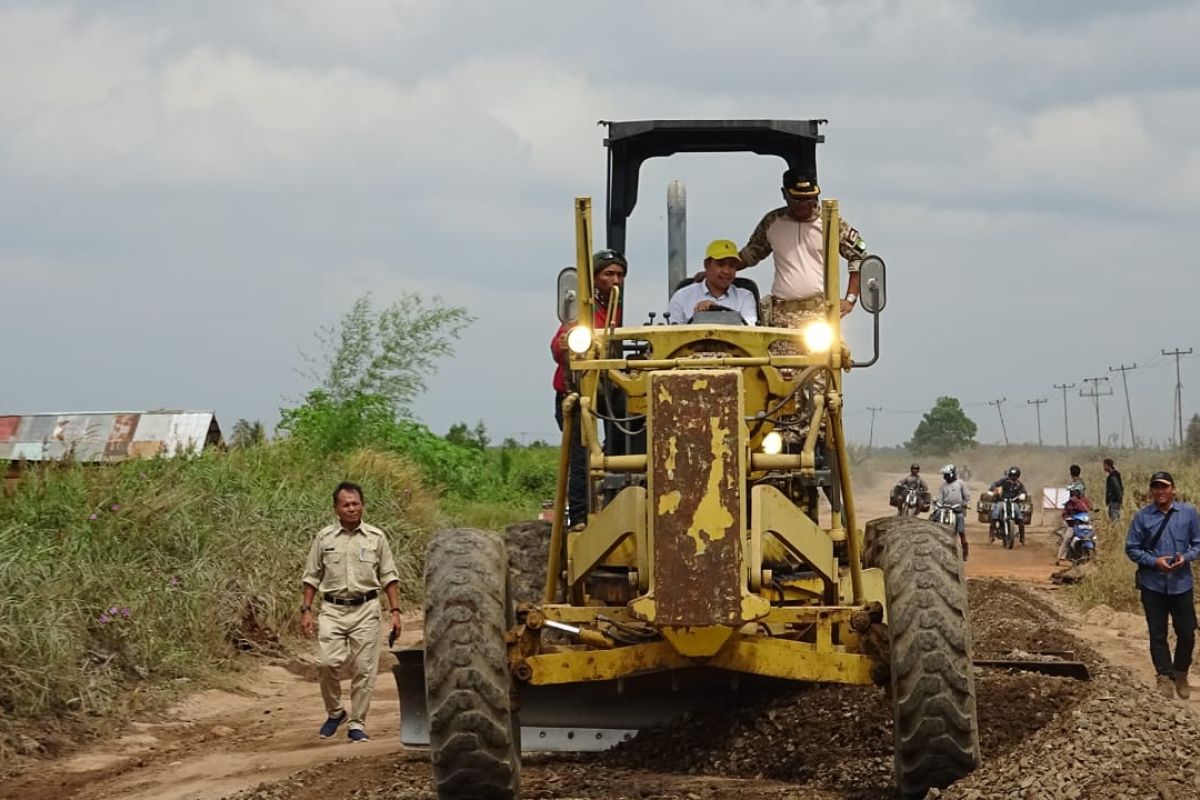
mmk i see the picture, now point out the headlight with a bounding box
[566,325,593,354]
[801,320,835,353]
[761,431,783,455]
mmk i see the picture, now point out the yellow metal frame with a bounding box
[538,196,878,690]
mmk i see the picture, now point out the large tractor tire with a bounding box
[503,519,554,606]
[424,528,520,800]
[863,517,981,798]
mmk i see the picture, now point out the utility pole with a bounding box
[867,406,882,452]
[1053,382,1076,447]
[1027,398,1048,447]
[1107,363,1138,449]
[1162,347,1193,447]
[988,397,1009,446]
[1080,377,1113,448]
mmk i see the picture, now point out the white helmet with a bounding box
[941,464,957,480]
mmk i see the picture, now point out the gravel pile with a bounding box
[222,579,1200,799]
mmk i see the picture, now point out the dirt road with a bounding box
[1,480,1192,800]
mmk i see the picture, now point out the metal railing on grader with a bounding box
[397,120,981,800]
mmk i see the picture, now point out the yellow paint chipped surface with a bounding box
[687,417,734,555]
[692,378,709,390]
[657,384,674,404]
[664,435,677,479]
[658,490,682,516]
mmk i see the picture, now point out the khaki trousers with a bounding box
[317,598,382,731]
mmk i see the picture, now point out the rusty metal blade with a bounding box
[393,647,794,752]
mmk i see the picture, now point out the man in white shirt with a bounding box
[667,239,758,325]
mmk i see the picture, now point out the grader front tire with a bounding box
[864,517,981,798]
[423,528,520,800]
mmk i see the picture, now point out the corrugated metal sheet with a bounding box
[105,414,140,458]
[1,411,222,464]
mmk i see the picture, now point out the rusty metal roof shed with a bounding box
[0,410,223,463]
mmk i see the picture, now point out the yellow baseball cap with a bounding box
[705,239,741,261]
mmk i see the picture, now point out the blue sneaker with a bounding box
[318,710,347,739]
[347,729,370,742]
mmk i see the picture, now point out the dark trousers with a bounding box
[1140,587,1197,677]
[1107,502,1122,522]
[554,392,588,526]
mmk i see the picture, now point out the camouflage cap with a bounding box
[592,249,628,272]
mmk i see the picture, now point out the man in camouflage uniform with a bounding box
[737,168,870,435]
[737,167,869,346]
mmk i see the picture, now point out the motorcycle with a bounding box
[1064,511,1096,564]
[897,487,921,517]
[930,500,963,528]
[989,492,1026,550]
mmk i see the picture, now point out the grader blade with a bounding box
[394,647,792,752]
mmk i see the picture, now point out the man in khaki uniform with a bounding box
[300,481,403,742]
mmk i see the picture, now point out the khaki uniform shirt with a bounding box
[739,207,867,301]
[302,522,400,599]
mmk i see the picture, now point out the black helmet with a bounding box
[910,463,920,471]
[941,464,957,481]
[1007,466,1021,479]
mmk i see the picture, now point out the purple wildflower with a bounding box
[168,575,181,589]
[110,503,121,512]
[88,513,98,521]
[108,606,119,616]
[98,614,111,625]
[120,607,131,619]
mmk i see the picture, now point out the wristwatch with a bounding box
[845,292,858,305]
[300,605,312,613]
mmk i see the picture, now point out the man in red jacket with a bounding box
[550,249,627,528]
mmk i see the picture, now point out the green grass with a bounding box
[0,444,444,754]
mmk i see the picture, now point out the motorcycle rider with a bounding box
[892,463,931,512]
[989,466,1029,545]
[936,464,971,561]
[1056,485,1093,564]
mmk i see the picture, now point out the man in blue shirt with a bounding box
[667,240,758,325]
[1125,470,1200,699]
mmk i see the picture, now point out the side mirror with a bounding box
[858,255,886,314]
[557,267,579,323]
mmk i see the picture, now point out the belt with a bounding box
[323,589,379,606]
[773,296,825,311]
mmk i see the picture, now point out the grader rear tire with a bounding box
[424,528,520,800]
[864,517,980,798]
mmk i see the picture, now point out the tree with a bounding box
[302,293,474,418]
[1185,413,1200,462]
[446,420,490,450]
[229,419,266,448]
[906,396,978,456]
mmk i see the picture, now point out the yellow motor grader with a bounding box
[398,120,980,799]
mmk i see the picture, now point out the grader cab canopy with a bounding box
[399,120,980,800]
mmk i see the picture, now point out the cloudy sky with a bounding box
[3,0,1199,449]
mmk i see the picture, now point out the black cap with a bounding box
[782,167,820,198]
[1150,471,1175,486]
[592,249,627,272]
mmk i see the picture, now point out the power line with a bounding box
[1027,398,1048,447]
[1163,347,1193,447]
[1080,377,1113,448]
[866,406,882,452]
[988,398,1009,446]
[1107,363,1138,449]
[1053,383,1076,447]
